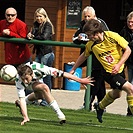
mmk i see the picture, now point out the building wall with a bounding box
[0,0,112,89]
[0,42,5,64]
[25,0,91,89]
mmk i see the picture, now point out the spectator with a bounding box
[70,19,133,123]
[120,11,133,116]
[27,8,55,106]
[0,7,31,67]
[15,61,94,125]
[72,6,109,110]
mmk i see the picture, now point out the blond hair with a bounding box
[82,6,96,16]
[34,8,55,34]
[127,11,133,21]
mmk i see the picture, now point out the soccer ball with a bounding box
[0,65,17,82]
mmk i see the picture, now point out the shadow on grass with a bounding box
[0,115,133,131]
[0,115,94,126]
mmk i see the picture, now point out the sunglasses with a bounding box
[6,14,16,17]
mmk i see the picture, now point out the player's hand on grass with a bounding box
[21,117,30,125]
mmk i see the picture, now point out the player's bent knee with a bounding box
[122,81,133,94]
[32,82,48,91]
[34,91,44,99]
[32,82,50,99]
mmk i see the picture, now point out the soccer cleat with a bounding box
[60,119,66,125]
[15,100,22,115]
[94,102,104,123]
[126,107,133,116]
[40,100,49,107]
[58,113,66,124]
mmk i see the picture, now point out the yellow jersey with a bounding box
[84,31,129,73]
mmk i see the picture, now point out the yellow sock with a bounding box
[127,95,133,114]
[99,92,115,109]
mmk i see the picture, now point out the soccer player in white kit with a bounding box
[15,61,94,125]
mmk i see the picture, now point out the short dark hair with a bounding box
[17,64,33,77]
[83,19,103,36]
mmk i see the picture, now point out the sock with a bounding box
[127,95,133,114]
[99,92,115,109]
[49,100,65,120]
[25,95,33,104]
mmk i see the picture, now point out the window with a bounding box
[66,0,82,28]
[120,0,133,20]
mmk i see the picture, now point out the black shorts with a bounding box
[103,71,126,90]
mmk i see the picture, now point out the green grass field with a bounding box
[0,102,133,133]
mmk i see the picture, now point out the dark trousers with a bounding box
[84,70,106,110]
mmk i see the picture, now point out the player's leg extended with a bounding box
[32,82,66,124]
[94,72,127,123]
[100,89,121,109]
[94,89,120,123]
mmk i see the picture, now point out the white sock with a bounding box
[49,100,65,120]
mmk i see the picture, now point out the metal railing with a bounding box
[0,37,92,110]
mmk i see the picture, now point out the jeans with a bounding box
[35,52,55,90]
[127,65,133,84]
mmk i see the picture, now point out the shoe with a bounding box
[127,113,133,116]
[94,102,104,123]
[127,112,133,117]
[58,113,66,124]
[40,100,49,107]
[59,117,66,124]
[126,107,133,116]
[59,119,66,125]
[32,100,40,106]
[15,100,22,115]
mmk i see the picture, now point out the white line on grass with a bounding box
[30,116,133,131]
[86,123,133,131]
[0,114,133,131]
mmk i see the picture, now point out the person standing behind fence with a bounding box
[27,8,55,106]
[120,11,133,116]
[72,6,109,110]
[0,7,31,67]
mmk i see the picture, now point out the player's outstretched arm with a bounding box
[63,72,94,86]
[19,97,30,125]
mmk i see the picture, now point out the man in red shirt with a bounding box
[0,7,31,67]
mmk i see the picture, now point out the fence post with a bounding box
[84,55,92,110]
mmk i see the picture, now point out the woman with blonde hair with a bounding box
[33,8,55,35]
[27,8,55,106]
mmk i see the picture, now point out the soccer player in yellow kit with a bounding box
[70,19,133,123]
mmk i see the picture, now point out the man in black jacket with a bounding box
[120,11,133,116]
[72,6,109,110]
